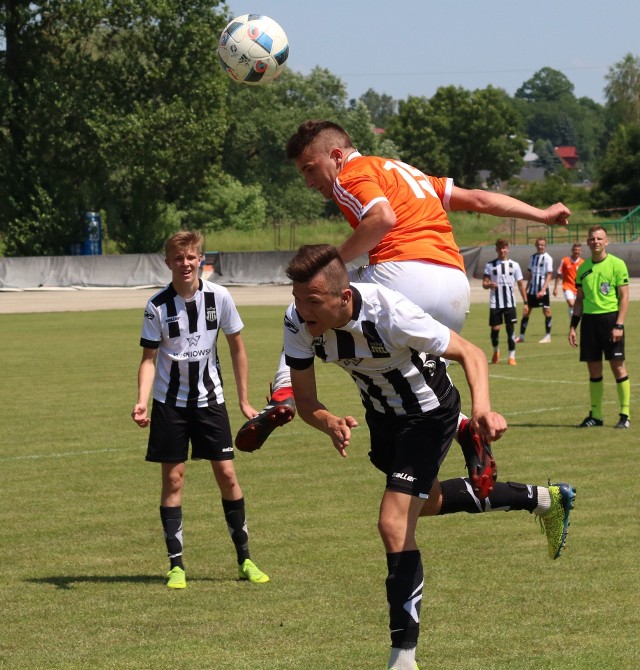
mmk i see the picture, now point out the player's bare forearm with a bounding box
[337,202,396,263]
[450,187,570,226]
[442,331,506,440]
[226,332,257,417]
[295,397,357,457]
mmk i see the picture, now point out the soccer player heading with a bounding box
[235,119,570,453]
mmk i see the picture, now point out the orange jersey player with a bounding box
[554,243,584,317]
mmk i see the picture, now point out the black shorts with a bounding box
[580,313,625,362]
[366,386,461,498]
[145,400,234,463]
[489,307,517,327]
[526,291,550,309]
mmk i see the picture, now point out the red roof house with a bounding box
[554,146,579,169]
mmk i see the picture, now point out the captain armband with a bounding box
[570,315,581,329]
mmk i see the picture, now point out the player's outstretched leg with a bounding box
[538,483,576,559]
[457,418,497,499]
[235,386,296,452]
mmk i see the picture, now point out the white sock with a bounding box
[388,647,416,669]
[534,487,551,515]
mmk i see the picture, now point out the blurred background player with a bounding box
[569,226,630,429]
[553,243,584,319]
[515,238,554,344]
[236,120,570,454]
[483,239,527,365]
[131,231,269,588]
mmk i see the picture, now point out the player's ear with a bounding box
[341,288,352,305]
[330,147,343,166]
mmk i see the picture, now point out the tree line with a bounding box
[1,1,639,256]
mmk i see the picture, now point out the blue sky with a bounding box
[223,0,639,104]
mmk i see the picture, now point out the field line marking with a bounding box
[7,446,143,462]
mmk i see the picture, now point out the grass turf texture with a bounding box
[1,301,638,669]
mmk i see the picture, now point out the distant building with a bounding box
[554,146,579,169]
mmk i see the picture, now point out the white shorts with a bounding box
[563,289,577,302]
[349,260,470,333]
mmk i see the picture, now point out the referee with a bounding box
[569,225,631,429]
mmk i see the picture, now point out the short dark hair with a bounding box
[286,244,348,295]
[495,238,509,249]
[285,120,354,160]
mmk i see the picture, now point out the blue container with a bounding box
[82,212,102,255]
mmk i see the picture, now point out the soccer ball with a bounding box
[218,14,289,86]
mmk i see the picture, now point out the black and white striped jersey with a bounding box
[140,279,243,408]
[527,252,553,295]
[283,283,453,416]
[483,258,524,308]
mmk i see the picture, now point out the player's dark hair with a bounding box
[286,244,348,295]
[165,230,203,257]
[495,238,509,249]
[285,120,353,159]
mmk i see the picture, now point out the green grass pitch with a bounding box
[1,299,638,669]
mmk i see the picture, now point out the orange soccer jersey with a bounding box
[557,256,585,292]
[333,154,465,272]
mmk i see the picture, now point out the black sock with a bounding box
[506,322,515,351]
[438,478,539,514]
[386,550,423,649]
[520,316,529,335]
[490,330,499,348]
[545,316,552,334]
[160,505,184,569]
[222,497,250,564]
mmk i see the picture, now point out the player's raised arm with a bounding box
[441,330,507,442]
[449,187,570,226]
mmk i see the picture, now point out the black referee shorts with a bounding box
[580,313,625,362]
[145,400,234,463]
[366,386,461,498]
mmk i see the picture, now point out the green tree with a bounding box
[591,124,640,208]
[515,68,606,177]
[515,66,575,102]
[605,53,640,126]
[1,0,230,255]
[387,86,525,187]
[355,88,397,128]
[533,139,563,173]
[219,67,384,222]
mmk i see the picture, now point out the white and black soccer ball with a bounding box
[218,14,289,86]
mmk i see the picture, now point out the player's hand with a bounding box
[543,202,570,226]
[568,329,578,348]
[326,415,359,457]
[472,411,507,442]
[240,401,260,420]
[131,404,150,427]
